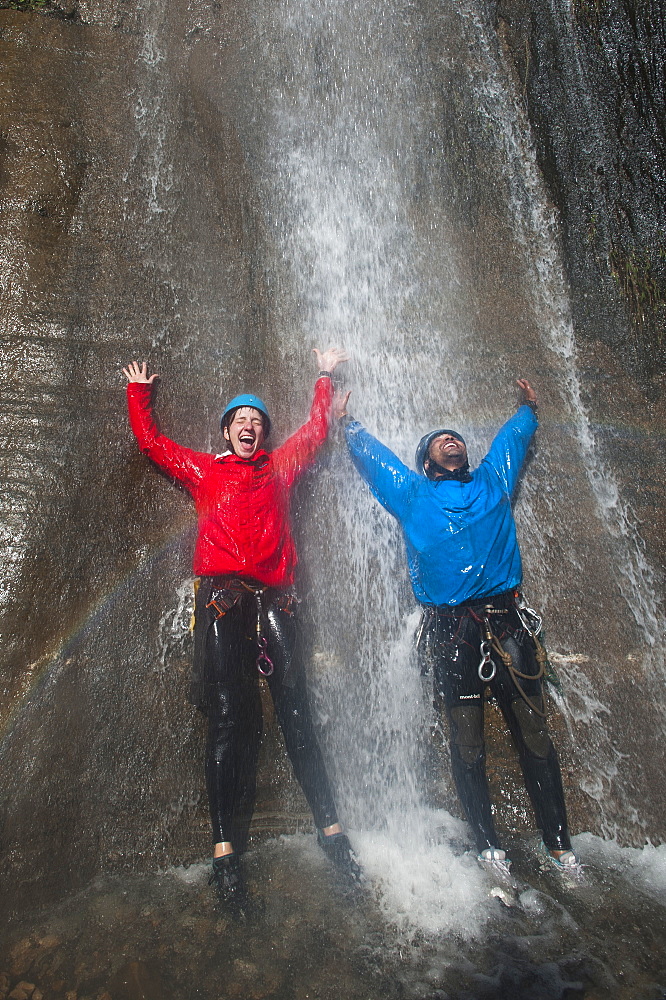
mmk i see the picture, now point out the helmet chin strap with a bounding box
[425,458,472,483]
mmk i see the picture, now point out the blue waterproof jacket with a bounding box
[345,405,538,606]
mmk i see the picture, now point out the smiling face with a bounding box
[223,406,266,459]
[427,432,468,473]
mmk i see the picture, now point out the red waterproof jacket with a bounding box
[127,377,334,587]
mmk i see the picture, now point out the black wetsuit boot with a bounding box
[208,854,246,910]
[317,830,363,884]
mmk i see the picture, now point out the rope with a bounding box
[474,609,548,719]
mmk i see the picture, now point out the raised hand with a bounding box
[123,360,159,384]
[313,347,350,373]
[516,378,537,406]
[333,389,352,420]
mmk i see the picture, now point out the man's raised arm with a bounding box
[516,377,538,412]
[483,378,539,496]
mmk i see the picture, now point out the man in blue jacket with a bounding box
[344,380,577,868]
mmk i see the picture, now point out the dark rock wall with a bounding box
[495,0,666,552]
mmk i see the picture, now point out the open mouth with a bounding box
[239,433,255,447]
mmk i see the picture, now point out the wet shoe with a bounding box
[477,847,512,875]
[478,847,509,863]
[540,842,581,871]
[317,831,363,884]
[208,853,246,908]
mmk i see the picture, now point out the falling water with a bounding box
[238,0,490,931]
[239,0,666,868]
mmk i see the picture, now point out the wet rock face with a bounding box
[1,0,666,909]
[496,0,666,470]
[491,0,666,826]
[0,4,263,712]
[499,0,665,324]
[0,4,276,903]
[495,0,666,380]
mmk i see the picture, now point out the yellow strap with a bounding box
[189,578,200,632]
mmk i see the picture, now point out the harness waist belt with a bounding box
[433,590,516,615]
[206,575,266,594]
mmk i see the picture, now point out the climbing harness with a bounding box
[469,597,548,718]
[204,578,278,677]
[416,591,551,717]
[515,592,543,637]
[469,605,509,683]
[247,584,300,677]
[206,588,242,620]
[477,626,496,682]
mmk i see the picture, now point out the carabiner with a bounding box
[478,639,496,682]
[256,635,274,677]
[515,593,543,636]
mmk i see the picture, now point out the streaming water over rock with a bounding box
[1,0,666,995]
[245,0,666,846]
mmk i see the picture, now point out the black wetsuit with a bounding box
[423,590,571,854]
[192,577,338,846]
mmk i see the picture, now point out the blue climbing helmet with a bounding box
[220,394,271,437]
[415,428,466,475]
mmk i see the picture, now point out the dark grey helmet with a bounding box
[415,429,466,475]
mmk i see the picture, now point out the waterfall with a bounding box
[448,0,666,839]
[237,0,666,860]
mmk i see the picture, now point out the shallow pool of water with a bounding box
[3,830,666,1000]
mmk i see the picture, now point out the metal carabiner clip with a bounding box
[515,593,543,636]
[478,639,496,682]
[526,606,543,635]
[256,635,274,677]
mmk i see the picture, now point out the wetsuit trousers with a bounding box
[427,595,572,853]
[198,585,338,845]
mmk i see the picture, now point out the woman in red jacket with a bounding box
[124,349,358,903]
